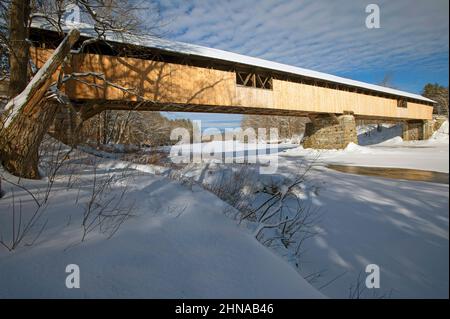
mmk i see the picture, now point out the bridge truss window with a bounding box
[397,99,407,108]
[236,71,273,90]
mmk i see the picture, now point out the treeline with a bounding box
[82,110,194,147]
[241,114,308,141]
[422,83,448,116]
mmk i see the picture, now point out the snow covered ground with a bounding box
[163,121,449,298]
[281,122,449,298]
[283,122,449,173]
[0,122,448,298]
[294,166,448,298]
[0,152,322,298]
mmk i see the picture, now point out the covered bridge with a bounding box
[29,21,437,148]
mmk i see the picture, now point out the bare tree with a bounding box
[5,0,30,97]
[377,72,396,89]
[0,28,80,179]
[242,114,308,141]
[81,109,194,148]
[0,0,157,179]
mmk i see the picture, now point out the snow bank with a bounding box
[2,128,448,298]
[281,129,448,173]
[164,145,449,298]
[0,160,322,298]
[376,136,404,146]
[97,159,169,175]
[344,142,373,154]
[431,120,449,141]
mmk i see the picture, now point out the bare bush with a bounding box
[203,165,257,219]
[348,271,394,299]
[80,160,136,242]
[0,178,47,251]
[173,162,321,266]
[0,136,75,250]
[246,171,321,261]
[0,138,137,250]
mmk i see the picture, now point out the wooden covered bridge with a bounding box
[29,22,436,149]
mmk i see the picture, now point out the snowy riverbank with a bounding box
[0,122,448,298]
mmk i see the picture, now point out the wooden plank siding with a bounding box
[30,47,433,120]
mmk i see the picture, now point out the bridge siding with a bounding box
[31,47,433,120]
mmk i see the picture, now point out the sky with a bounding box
[147,0,449,129]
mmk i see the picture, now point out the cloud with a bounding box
[152,0,448,78]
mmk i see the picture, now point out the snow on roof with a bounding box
[31,19,435,104]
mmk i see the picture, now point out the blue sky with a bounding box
[150,0,449,128]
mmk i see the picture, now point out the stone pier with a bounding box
[302,113,358,149]
[403,116,448,141]
[402,120,426,141]
[403,115,447,141]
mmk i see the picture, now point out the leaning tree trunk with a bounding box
[0,29,80,179]
[0,100,61,178]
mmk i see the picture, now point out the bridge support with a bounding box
[403,116,447,141]
[402,120,432,141]
[302,113,357,149]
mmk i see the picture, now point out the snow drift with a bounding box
[0,154,323,298]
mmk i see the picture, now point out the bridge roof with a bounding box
[31,20,435,104]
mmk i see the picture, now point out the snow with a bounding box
[283,122,449,173]
[0,150,323,298]
[170,139,287,164]
[0,121,448,298]
[431,120,449,140]
[161,121,449,298]
[299,168,448,298]
[283,143,449,173]
[344,142,373,154]
[30,18,434,103]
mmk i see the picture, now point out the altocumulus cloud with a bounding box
[150,0,448,77]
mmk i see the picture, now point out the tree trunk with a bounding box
[0,29,80,179]
[0,100,61,178]
[8,0,30,98]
